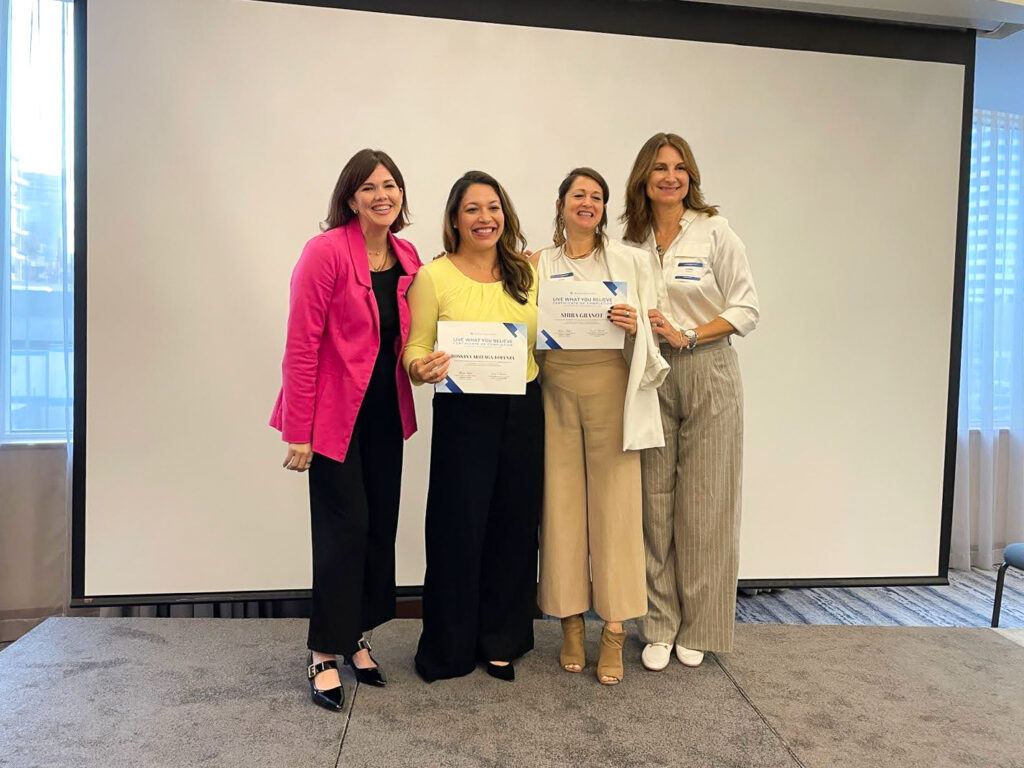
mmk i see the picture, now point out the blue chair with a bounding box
[991,543,1024,627]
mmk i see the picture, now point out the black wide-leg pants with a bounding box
[306,399,403,656]
[414,381,544,682]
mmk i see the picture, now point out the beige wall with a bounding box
[0,443,69,642]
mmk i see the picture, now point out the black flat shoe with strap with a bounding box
[307,653,345,711]
[346,638,387,688]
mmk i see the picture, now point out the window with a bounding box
[964,109,1023,430]
[1,0,74,442]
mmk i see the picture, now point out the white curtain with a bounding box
[951,109,1024,570]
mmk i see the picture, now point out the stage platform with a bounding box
[2,617,1023,767]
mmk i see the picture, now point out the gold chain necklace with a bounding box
[367,245,391,272]
[563,242,596,260]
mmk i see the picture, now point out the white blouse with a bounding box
[638,209,760,336]
[536,238,669,450]
[545,246,613,284]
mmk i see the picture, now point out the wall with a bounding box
[0,444,69,641]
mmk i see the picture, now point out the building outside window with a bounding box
[2,0,74,443]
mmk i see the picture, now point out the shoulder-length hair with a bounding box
[553,167,610,251]
[620,133,718,244]
[322,148,410,232]
[442,170,533,305]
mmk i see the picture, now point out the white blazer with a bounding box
[537,238,669,450]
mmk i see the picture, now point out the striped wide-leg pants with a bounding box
[638,338,744,653]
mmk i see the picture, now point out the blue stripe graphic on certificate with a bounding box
[550,272,573,279]
[437,376,463,394]
[537,329,563,350]
[603,281,626,296]
[675,275,700,281]
[677,261,703,267]
[503,322,526,337]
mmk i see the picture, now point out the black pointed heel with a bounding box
[307,653,345,711]
[486,661,515,682]
[346,637,387,687]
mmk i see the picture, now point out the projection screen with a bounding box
[73,0,970,602]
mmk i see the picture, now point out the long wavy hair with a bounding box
[442,170,532,304]
[553,167,610,252]
[620,133,718,244]
[322,148,410,232]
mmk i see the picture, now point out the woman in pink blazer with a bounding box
[270,149,425,712]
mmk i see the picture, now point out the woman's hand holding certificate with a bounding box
[409,350,452,385]
[537,281,630,350]
[435,321,528,395]
[607,303,639,336]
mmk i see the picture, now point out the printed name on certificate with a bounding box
[537,280,627,350]
[435,321,528,395]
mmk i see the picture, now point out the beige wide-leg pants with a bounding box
[639,339,743,653]
[538,350,647,622]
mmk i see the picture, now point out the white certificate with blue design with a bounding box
[536,280,627,350]
[435,321,528,395]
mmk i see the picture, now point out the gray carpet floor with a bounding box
[2,618,1024,768]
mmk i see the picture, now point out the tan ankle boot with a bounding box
[597,625,625,685]
[560,615,585,672]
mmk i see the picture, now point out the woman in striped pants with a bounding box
[621,132,760,670]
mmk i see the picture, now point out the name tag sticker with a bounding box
[673,261,703,281]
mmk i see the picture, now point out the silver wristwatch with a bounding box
[683,329,699,351]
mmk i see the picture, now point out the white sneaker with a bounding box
[641,642,672,671]
[675,644,705,667]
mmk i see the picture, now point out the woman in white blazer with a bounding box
[531,167,668,685]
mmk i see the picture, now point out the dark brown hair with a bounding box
[553,167,610,250]
[442,171,533,305]
[322,148,410,232]
[620,133,718,244]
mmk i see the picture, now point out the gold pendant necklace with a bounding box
[368,245,390,272]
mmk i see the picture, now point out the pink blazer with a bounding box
[270,218,420,462]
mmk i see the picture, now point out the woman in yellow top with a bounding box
[404,170,541,683]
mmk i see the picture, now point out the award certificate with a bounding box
[435,321,528,395]
[537,280,627,350]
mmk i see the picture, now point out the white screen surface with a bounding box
[83,0,964,596]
